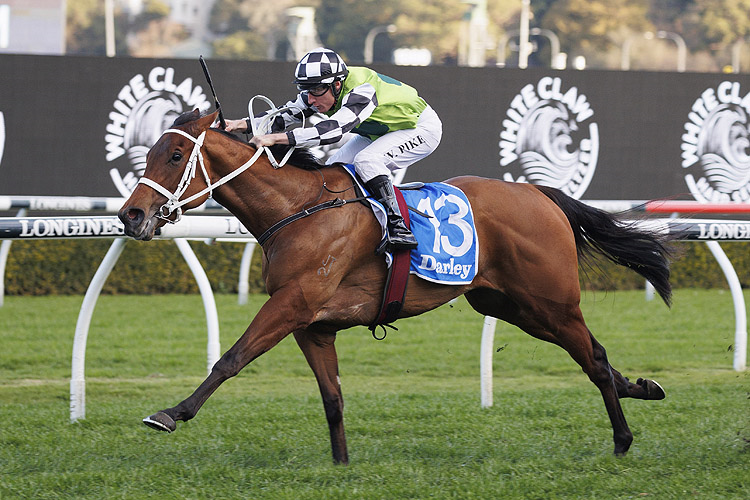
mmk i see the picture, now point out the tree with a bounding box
[130,0,170,32]
[317,0,464,64]
[390,0,465,64]
[317,0,397,62]
[542,0,652,53]
[212,32,268,60]
[692,0,750,46]
[66,0,128,55]
[126,0,188,58]
[209,0,295,60]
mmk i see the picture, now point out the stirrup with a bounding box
[390,232,418,248]
[375,234,418,255]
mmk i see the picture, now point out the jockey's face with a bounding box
[306,81,340,113]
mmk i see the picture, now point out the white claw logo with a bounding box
[105,67,210,197]
[499,76,599,200]
[682,81,750,202]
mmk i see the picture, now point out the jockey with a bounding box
[224,47,443,253]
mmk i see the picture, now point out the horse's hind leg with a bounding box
[465,289,635,455]
[293,329,348,465]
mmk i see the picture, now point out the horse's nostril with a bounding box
[119,208,143,227]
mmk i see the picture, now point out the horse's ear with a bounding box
[198,109,220,128]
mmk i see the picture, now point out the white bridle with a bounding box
[137,96,300,223]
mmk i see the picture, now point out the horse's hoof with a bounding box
[143,411,176,432]
[614,431,633,457]
[637,378,666,400]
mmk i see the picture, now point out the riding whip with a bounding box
[199,55,226,130]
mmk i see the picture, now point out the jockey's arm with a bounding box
[224,119,248,133]
[249,133,290,148]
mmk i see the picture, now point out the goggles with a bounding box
[299,84,331,97]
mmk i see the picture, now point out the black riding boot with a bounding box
[365,175,418,253]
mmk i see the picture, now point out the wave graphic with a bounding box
[123,92,183,175]
[698,105,750,193]
[516,101,580,189]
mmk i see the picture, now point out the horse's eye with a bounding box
[171,151,183,162]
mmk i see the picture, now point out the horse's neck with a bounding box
[204,134,324,238]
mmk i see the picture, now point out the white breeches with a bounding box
[326,105,442,183]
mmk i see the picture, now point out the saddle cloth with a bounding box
[341,164,479,285]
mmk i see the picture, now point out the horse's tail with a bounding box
[535,185,675,306]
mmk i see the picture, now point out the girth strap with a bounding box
[369,187,412,338]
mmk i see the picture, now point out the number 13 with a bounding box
[416,194,473,257]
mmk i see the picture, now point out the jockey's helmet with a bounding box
[293,48,349,92]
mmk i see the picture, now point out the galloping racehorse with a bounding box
[119,109,673,464]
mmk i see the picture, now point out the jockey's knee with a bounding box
[354,156,391,183]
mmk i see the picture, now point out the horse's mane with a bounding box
[172,109,203,127]
[171,109,327,171]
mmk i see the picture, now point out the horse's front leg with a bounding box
[293,329,348,465]
[143,286,312,432]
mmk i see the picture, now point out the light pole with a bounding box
[497,28,561,69]
[286,7,319,61]
[364,24,396,64]
[0,4,9,49]
[531,28,560,68]
[620,33,644,70]
[652,30,687,72]
[731,39,745,73]
[105,0,115,57]
[518,0,531,68]
[622,31,687,72]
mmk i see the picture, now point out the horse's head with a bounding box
[118,109,219,240]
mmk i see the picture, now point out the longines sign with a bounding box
[0,217,125,239]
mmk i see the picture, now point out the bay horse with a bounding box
[118,109,673,465]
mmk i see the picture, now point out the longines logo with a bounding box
[499,76,599,200]
[681,81,750,202]
[105,67,209,197]
[696,222,750,240]
[16,217,124,238]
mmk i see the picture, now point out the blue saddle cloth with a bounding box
[341,165,478,285]
[401,183,479,284]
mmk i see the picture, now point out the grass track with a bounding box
[1,290,748,499]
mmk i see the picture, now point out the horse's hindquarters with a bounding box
[449,177,582,305]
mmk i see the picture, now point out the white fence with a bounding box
[0,209,256,423]
[479,209,750,406]
[1,197,749,419]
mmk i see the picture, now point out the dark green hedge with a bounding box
[581,241,750,292]
[3,239,265,295]
[3,239,749,295]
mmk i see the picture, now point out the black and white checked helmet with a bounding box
[293,47,348,88]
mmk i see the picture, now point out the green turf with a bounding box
[1,290,748,499]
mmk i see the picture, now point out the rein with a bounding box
[138,96,305,223]
[247,95,303,169]
[137,126,366,244]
